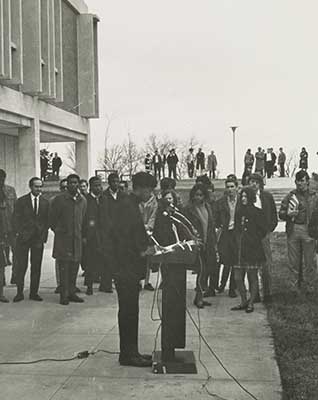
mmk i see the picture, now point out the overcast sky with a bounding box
[85,0,318,177]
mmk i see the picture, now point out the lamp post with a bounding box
[230,126,238,175]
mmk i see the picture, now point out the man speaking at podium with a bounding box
[100,172,157,367]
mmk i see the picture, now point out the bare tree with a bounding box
[64,143,76,173]
[123,132,143,179]
[144,133,176,156]
[285,149,298,178]
[100,142,125,176]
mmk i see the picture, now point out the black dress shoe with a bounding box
[229,291,238,298]
[144,283,155,291]
[99,287,113,293]
[29,294,43,301]
[193,299,204,308]
[203,288,216,297]
[60,298,69,306]
[231,303,248,311]
[69,294,84,303]
[0,296,9,303]
[202,300,212,306]
[138,353,152,361]
[13,293,24,303]
[86,287,93,296]
[75,287,81,293]
[54,286,61,294]
[217,286,225,294]
[119,355,152,367]
[254,294,261,303]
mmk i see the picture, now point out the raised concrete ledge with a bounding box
[0,85,89,136]
[65,0,88,14]
[40,121,86,142]
[0,109,31,127]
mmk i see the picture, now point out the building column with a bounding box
[75,133,91,179]
[17,118,40,195]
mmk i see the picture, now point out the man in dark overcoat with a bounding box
[83,176,112,295]
[100,172,156,367]
[13,177,49,302]
[49,174,86,305]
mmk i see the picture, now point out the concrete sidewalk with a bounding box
[0,240,282,400]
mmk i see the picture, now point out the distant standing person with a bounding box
[13,178,49,302]
[265,148,276,179]
[255,147,265,176]
[278,148,286,177]
[52,153,62,179]
[241,166,252,186]
[49,174,86,305]
[144,154,152,174]
[161,152,167,178]
[152,150,162,180]
[186,148,195,178]
[40,153,48,181]
[196,148,205,175]
[167,149,178,179]
[207,150,218,179]
[299,147,308,171]
[244,149,254,171]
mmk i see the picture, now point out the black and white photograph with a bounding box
[0,1,318,399]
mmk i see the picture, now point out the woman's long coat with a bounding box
[234,205,267,266]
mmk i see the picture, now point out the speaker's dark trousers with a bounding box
[16,239,44,295]
[58,260,79,300]
[115,276,140,357]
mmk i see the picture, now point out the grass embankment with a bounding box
[269,232,318,400]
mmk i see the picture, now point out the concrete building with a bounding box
[0,0,99,195]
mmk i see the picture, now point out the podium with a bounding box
[149,242,198,374]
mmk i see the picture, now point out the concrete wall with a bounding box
[60,0,79,113]
[0,133,18,188]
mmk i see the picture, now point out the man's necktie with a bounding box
[34,197,38,216]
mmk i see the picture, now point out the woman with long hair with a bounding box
[231,186,267,313]
[184,183,218,308]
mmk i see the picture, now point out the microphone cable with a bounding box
[172,253,260,400]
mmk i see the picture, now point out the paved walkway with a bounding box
[0,235,282,400]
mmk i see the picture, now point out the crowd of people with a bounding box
[0,162,317,367]
[144,148,218,180]
[40,151,63,181]
[242,146,309,184]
